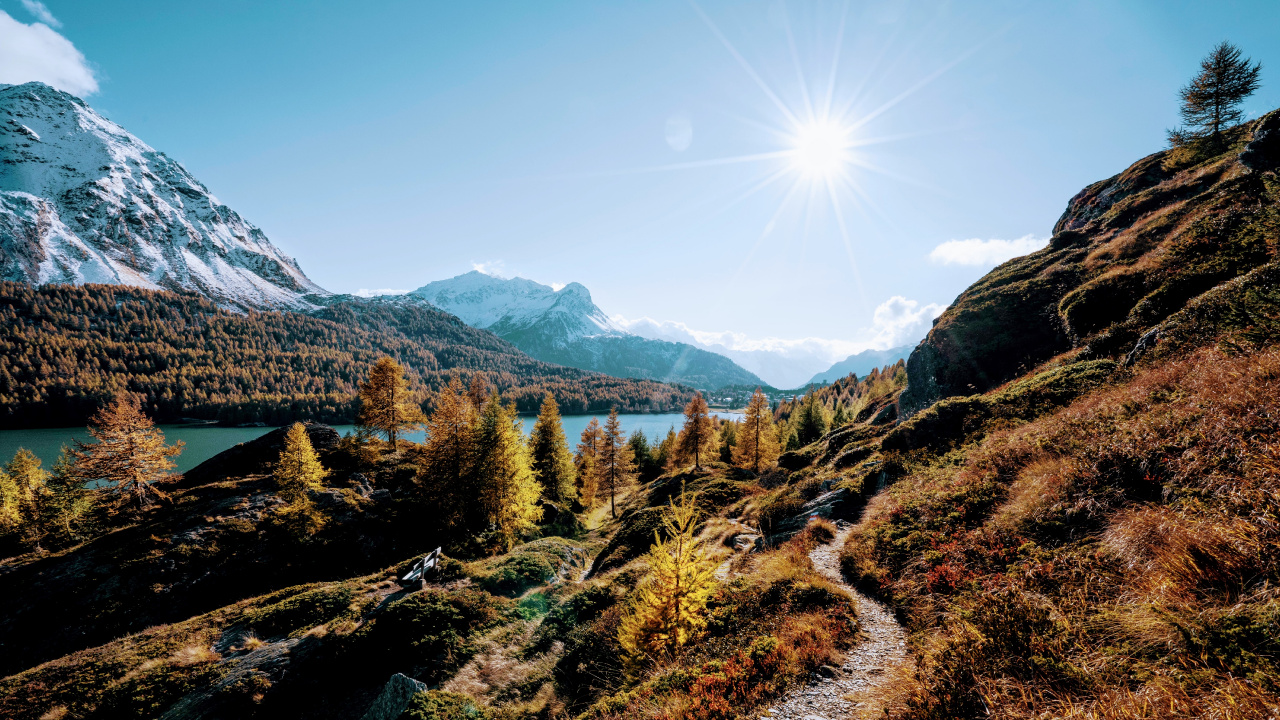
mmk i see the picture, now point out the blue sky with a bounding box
[3,0,1279,363]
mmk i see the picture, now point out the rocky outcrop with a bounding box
[179,422,342,487]
[360,674,427,720]
[899,110,1280,420]
[1240,110,1280,171]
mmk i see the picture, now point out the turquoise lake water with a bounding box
[0,412,743,475]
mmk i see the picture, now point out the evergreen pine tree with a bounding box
[574,418,603,509]
[70,393,182,514]
[600,408,635,518]
[629,430,658,481]
[357,357,426,451]
[733,389,781,472]
[529,393,576,503]
[40,449,95,545]
[718,419,738,463]
[676,393,714,469]
[831,401,849,428]
[795,393,830,446]
[7,449,50,549]
[473,394,543,549]
[785,426,801,452]
[1169,42,1262,146]
[617,490,719,668]
[419,376,478,532]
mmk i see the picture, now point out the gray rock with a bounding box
[1240,111,1280,172]
[360,673,427,720]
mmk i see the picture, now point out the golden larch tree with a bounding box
[473,394,543,549]
[70,393,182,514]
[0,464,21,533]
[275,423,328,502]
[575,417,603,509]
[676,393,714,469]
[733,389,781,473]
[419,375,478,531]
[600,408,635,519]
[274,423,330,536]
[529,393,576,504]
[618,490,719,669]
[357,357,426,450]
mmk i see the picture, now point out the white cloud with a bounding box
[612,296,944,388]
[868,296,944,348]
[549,282,566,291]
[928,235,1047,266]
[471,260,508,278]
[353,288,408,298]
[20,0,60,28]
[0,10,96,95]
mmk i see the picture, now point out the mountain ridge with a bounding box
[807,344,913,385]
[0,81,325,311]
[413,271,765,389]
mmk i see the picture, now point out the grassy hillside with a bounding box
[799,111,1280,717]
[2,110,1277,720]
[0,283,693,428]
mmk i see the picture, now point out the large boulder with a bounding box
[360,673,427,720]
[179,422,341,487]
[1240,110,1280,171]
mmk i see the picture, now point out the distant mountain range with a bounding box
[412,272,764,390]
[0,82,325,311]
[808,345,914,385]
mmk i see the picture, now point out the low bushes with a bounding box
[852,347,1280,719]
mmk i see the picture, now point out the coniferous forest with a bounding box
[0,282,693,428]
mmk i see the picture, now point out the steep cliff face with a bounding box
[0,82,326,310]
[900,110,1280,418]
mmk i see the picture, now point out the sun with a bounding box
[791,120,852,179]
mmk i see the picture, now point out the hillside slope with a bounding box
[762,111,1280,719]
[0,282,692,428]
[0,82,325,311]
[413,272,764,389]
[899,112,1280,418]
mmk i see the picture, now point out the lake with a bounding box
[0,412,743,475]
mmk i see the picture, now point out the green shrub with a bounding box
[476,553,555,596]
[362,589,509,683]
[242,584,356,638]
[400,689,490,720]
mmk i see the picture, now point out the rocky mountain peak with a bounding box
[0,81,327,311]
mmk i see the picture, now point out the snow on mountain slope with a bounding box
[0,82,326,310]
[414,271,623,341]
[412,272,764,389]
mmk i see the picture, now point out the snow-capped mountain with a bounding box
[412,272,764,390]
[0,82,325,310]
[414,271,624,340]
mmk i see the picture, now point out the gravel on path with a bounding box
[759,523,909,720]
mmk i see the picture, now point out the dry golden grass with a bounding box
[238,633,265,651]
[852,347,1280,720]
[170,644,221,666]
